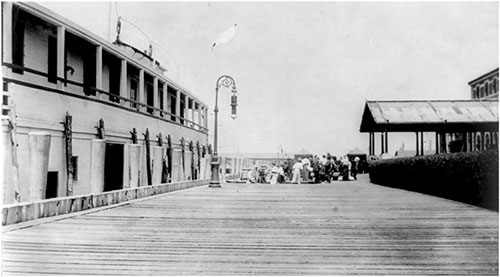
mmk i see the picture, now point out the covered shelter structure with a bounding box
[359,100,499,156]
[294,148,313,159]
[347,147,367,158]
[346,147,368,173]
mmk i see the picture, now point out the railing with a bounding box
[2,62,208,133]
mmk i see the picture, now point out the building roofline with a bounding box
[14,2,207,106]
[365,99,498,103]
[467,68,499,86]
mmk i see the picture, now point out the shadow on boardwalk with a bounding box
[2,175,498,275]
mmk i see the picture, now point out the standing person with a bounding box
[325,156,332,183]
[258,166,267,183]
[292,159,303,184]
[319,155,327,183]
[351,156,360,180]
[331,156,339,181]
[312,155,320,184]
[301,156,311,183]
[247,166,257,183]
[278,163,285,183]
[246,168,253,183]
[284,159,292,181]
[270,163,279,184]
[341,156,351,181]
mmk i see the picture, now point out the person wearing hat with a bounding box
[292,158,303,184]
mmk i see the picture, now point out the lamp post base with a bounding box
[209,156,222,188]
[208,182,222,188]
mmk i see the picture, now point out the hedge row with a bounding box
[368,150,498,211]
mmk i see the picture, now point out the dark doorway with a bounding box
[104,143,124,192]
[46,171,58,199]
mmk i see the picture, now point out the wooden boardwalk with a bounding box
[2,175,498,275]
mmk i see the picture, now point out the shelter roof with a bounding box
[360,100,499,132]
[347,148,366,156]
[296,148,312,155]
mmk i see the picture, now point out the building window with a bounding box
[103,51,121,103]
[485,82,489,96]
[485,133,491,149]
[12,7,25,74]
[476,133,482,151]
[158,81,164,116]
[130,78,138,108]
[145,75,154,114]
[179,95,185,124]
[168,85,177,121]
[146,82,154,114]
[480,86,485,98]
[475,86,480,99]
[47,36,57,84]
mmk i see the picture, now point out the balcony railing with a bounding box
[2,62,208,133]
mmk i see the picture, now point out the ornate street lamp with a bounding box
[210,75,238,188]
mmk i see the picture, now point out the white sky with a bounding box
[40,1,499,156]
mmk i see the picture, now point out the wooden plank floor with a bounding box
[2,175,498,275]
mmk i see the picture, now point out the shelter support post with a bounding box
[420,132,424,155]
[435,132,439,154]
[372,132,375,155]
[472,132,476,151]
[480,132,484,150]
[385,131,388,155]
[463,132,467,152]
[368,132,372,155]
[415,132,419,156]
[373,132,375,155]
[380,132,384,154]
[443,132,447,153]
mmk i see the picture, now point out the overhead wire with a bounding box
[113,2,183,83]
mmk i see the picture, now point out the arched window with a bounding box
[476,133,482,151]
[485,133,491,149]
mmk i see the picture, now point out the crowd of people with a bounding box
[246,154,361,184]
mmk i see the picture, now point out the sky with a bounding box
[39,1,499,156]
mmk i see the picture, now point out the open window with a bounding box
[158,80,164,117]
[145,73,154,114]
[65,32,96,95]
[12,6,26,74]
[103,50,121,102]
[127,63,139,108]
[167,85,177,121]
[179,94,185,124]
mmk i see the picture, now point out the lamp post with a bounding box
[209,75,238,188]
